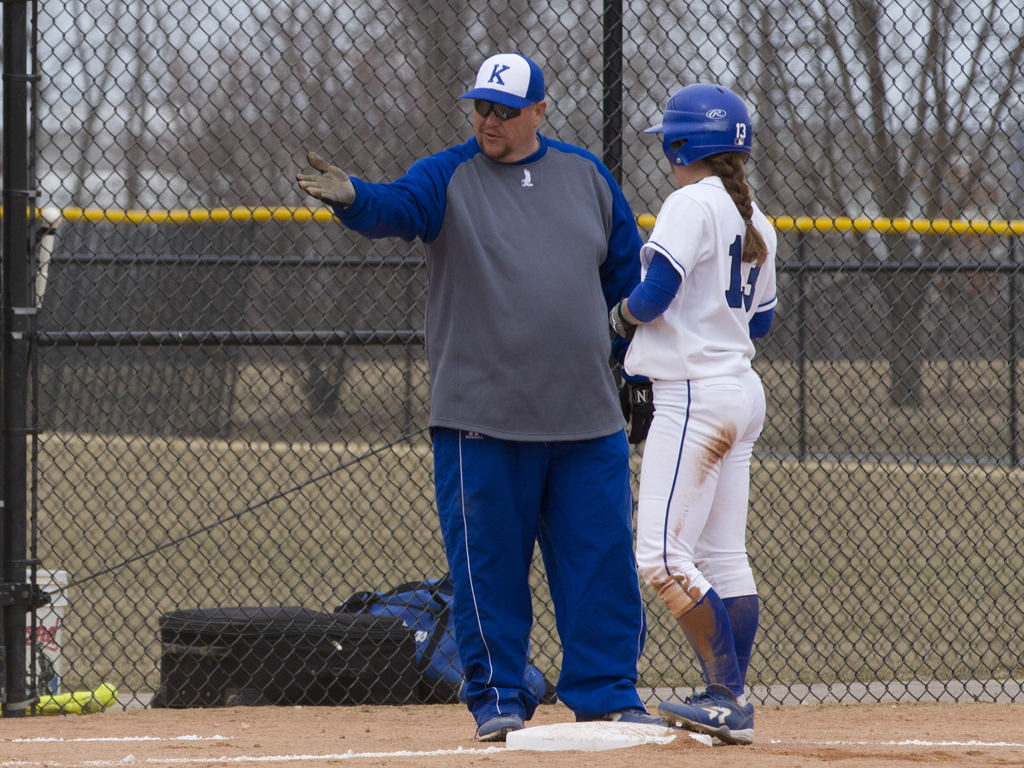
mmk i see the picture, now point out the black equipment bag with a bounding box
[152,606,418,708]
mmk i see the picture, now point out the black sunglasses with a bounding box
[474,99,522,121]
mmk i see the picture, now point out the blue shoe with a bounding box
[657,684,754,745]
[474,713,524,742]
[577,707,664,726]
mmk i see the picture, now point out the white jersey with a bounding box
[623,176,778,381]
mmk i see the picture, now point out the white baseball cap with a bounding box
[461,53,545,109]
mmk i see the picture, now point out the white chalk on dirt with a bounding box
[505,722,676,752]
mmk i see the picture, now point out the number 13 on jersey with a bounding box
[724,235,761,311]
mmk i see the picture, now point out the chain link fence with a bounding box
[14,0,1024,709]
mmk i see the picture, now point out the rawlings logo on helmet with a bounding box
[644,83,753,166]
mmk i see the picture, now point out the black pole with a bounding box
[602,0,623,184]
[1,0,33,717]
[29,0,41,712]
[1009,237,1020,466]
[797,233,808,460]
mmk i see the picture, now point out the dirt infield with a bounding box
[2,701,1022,768]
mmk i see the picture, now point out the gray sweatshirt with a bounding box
[335,134,643,441]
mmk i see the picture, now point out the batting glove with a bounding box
[609,298,638,339]
[296,151,356,208]
[619,381,654,444]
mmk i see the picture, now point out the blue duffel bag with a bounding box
[337,577,556,705]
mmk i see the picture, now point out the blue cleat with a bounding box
[474,713,524,742]
[577,707,665,726]
[657,684,754,745]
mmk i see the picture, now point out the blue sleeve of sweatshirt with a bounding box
[749,307,774,338]
[545,142,644,371]
[329,143,475,243]
[542,143,642,308]
[588,158,644,370]
[603,190,643,371]
[596,181,644,317]
[626,252,682,322]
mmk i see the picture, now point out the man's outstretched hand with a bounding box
[296,152,356,208]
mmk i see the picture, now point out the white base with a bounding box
[505,722,677,752]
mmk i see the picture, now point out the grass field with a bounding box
[758,357,1020,461]
[39,354,1022,459]
[34,424,1024,704]
[28,352,1024,703]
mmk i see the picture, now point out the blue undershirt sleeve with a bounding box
[749,307,774,338]
[626,252,682,322]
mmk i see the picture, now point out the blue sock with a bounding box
[723,594,759,684]
[675,589,744,699]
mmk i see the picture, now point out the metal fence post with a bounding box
[797,232,808,460]
[602,0,623,184]
[1009,236,1020,466]
[1,0,34,717]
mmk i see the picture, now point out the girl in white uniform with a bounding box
[609,83,777,746]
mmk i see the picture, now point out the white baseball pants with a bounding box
[635,370,765,618]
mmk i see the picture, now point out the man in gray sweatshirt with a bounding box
[297,52,657,741]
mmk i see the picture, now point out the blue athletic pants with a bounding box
[432,427,647,724]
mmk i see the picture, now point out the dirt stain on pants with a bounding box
[696,423,737,486]
[649,573,704,619]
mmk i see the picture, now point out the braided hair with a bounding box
[702,152,768,266]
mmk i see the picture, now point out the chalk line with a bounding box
[76,747,506,766]
[6,736,230,744]
[5,746,504,768]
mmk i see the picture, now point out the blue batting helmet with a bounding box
[645,83,752,166]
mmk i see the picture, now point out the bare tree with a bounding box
[67,0,128,208]
[732,0,1024,405]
